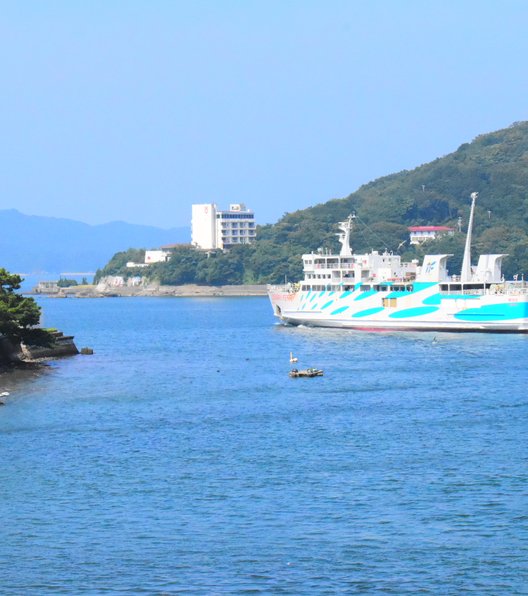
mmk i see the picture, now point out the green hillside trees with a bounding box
[0,269,53,350]
[98,121,528,285]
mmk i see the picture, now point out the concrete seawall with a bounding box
[21,331,79,359]
[36,284,269,298]
[1,330,79,376]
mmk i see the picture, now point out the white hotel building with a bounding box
[191,203,256,250]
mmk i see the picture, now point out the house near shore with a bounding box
[144,250,170,264]
[408,225,455,245]
[34,281,60,294]
[126,249,171,268]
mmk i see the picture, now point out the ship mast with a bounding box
[337,214,355,257]
[460,192,478,283]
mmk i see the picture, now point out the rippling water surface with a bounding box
[1,297,527,593]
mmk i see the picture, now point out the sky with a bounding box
[1,0,527,229]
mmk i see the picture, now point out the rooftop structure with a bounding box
[408,225,454,245]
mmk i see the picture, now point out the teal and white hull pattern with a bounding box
[268,196,528,333]
[268,283,528,332]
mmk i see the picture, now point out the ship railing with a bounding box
[311,264,354,270]
[440,284,528,296]
[440,289,488,296]
[504,281,528,295]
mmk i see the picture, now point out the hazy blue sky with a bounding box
[1,0,527,228]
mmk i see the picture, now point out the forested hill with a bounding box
[98,122,528,284]
[255,121,528,280]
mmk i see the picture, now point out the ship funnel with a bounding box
[460,192,478,282]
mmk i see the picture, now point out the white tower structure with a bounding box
[460,192,478,283]
[191,204,217,250]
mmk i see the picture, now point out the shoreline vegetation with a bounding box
[32,283,269,298]
[0,268,79,380]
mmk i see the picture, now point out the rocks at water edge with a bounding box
[20,331,79,360]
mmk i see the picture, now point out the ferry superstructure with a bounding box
[268,193,528,332]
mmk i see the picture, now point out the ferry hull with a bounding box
[269,289,528,333]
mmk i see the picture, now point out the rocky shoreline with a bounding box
[0,331,79,385]
[34,283,269,298]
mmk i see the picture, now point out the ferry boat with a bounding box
[268,193,528,332]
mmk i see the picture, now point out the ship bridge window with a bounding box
[440,283,489,293]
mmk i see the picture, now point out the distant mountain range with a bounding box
[0,209,189,274]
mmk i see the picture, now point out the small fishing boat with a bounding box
[289,368,324,378]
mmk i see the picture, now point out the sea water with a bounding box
[0,297,527,594]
